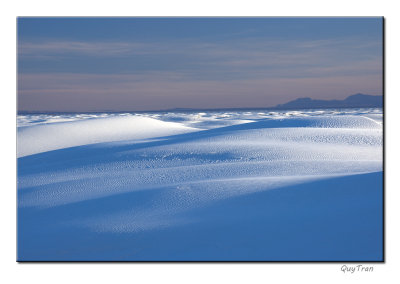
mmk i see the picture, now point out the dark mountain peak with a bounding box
[345,93,374,101]
[274,94,382,110]
[348,93,366,97]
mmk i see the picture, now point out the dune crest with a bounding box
[17,116,200,157]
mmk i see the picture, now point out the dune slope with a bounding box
[17,111,383,261]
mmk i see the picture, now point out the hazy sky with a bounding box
[18,17,383,112]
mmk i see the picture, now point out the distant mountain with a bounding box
[18,94,383,114]
[274,94,383,110]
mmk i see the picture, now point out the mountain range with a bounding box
[274,94,383,109]
[18,94,383,114]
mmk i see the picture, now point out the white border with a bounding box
[2,1,399,283]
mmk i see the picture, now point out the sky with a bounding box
[17,17,383,112]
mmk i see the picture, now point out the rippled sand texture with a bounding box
[17,108,383,261]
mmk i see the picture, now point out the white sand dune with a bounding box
[17,116,199,157]
[17,109,383,261]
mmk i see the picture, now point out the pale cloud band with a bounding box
[18,72,382,112]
